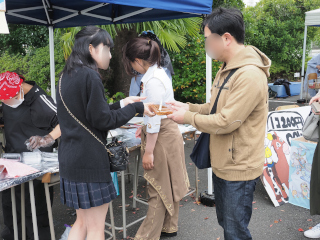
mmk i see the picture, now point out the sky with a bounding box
[243,0,260,7]
[0,0,5,12]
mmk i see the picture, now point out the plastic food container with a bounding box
[41,152,58,162]
[22,152,42,165]
[1,153,21,161]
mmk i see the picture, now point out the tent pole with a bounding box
[300,25,308,99]
[49,26,56,102]
[206,53,213,195]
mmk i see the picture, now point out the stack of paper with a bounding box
[0,158,39,179]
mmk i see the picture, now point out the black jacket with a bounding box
[57,67,144,183]
[3,82,58,153]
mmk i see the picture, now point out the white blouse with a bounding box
[140,64,174,133]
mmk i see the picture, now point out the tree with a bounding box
[0,34,65,94]
[58,18,203,95]
[169,35,223,104]
[212,0,245,10]
[0,24,49,55]
[243,0,320,80]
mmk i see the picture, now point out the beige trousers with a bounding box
[134,184,180,240]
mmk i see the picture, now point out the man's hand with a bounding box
[310,94,320,105]
[142,153,154,170]
[167,105,187,124]
[143,103,156,117]
[123,96,146,106]
[135,127,142,138]
[316,65,320,71]
[166,100,189,111]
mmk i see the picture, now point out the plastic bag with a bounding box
[111,172,120,196]
[59,225,71,240]
[59,225,87,240]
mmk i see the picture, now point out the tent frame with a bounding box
[300,8,320,99]
[6,2,163,101]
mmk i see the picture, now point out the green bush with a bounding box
[0,42,126,101]
[0,39,65,95]
[170,35,222,104]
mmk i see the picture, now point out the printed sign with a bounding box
[261,106,311,207]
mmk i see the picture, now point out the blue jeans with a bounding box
[212,172,259,240]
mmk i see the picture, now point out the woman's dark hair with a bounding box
[18,74,26,82]
[62,26,114,74]
[203,7,245,44]
[122,37,161,77]
[11,71,25,81]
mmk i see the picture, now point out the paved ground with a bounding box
[1,94,319,240]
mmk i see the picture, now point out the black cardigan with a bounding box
[56,66,144,183]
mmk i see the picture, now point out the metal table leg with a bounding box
[21,183,26,240]
[29,180,39,240]
[44,183,55,240]
[133,155,139,209]
[195,166,199,202]
[121,171,127,238]
[105,169,146,239]
[106,201,116,240]
[11,187,18,240]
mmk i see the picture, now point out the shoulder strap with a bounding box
[210,68,238,114]
[58,74,113,156]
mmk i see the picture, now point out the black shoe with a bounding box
[161,232,178,237]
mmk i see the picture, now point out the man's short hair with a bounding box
[203,7,245,44]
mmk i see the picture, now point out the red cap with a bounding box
[0,71,23,100]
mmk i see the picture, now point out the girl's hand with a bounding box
[123,96,146,106]
[143,103,156,117]
[135,127,142,138]
[142,153,154,170]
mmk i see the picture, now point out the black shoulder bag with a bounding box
[59,74,129,172]
[190,68,238,169]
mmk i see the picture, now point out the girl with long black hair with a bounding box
[27,26,154,240]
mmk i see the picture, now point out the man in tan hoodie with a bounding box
[168,7,271,240]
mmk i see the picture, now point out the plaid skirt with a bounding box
[60,177,117,210]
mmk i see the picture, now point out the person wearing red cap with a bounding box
[0,71,58,240]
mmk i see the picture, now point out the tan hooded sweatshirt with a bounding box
[184,46,271,181]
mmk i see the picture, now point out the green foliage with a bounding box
[212,0,245,10]
[23,40,65,94]
[169,35,222,103]
[0,24,49,55]
[57,17,203,60]
[106,91,126,104]
[0,36,65,94]
[243,0,320,80]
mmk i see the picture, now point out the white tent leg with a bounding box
[300,25,308,99]
[49,26,56,102]
[206,53,213,194]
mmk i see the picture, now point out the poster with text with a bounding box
[261,106,311,207]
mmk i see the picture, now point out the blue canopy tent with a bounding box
[6,0,212,101]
